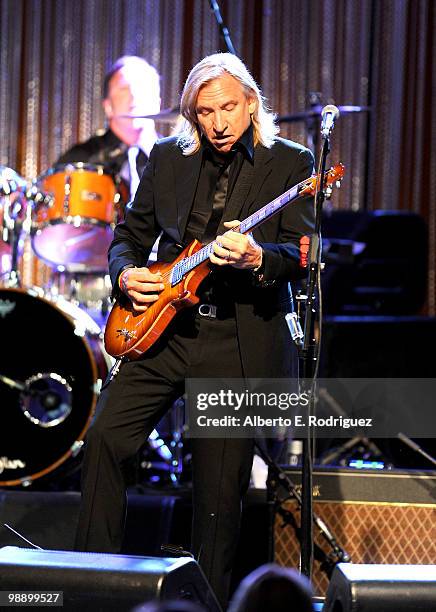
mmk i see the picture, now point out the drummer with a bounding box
[57,56,161,201]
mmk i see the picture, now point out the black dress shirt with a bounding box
[184,126,255,307]
[184,125,254,245]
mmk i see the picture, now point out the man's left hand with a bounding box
[210,220,263,270]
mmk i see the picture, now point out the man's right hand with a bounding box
[118,267,164,312]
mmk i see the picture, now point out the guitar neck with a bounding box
[171,180,304,284]
[239,182,301,234]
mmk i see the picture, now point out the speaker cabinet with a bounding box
[323,563,436,611]
[0,547,221,612]
[270,468,436,595]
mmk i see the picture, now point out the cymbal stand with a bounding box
[168,397,185,484]
[2,195,24,288]
[397,433,436,467]
[141,398,185,487]
[305,92,323,156]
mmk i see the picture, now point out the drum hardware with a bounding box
[71,440,84,457]
[278,96,372,162]
[1,207,26,287]
[0,166,27,196]
[45,293,102,336]
[2,196,15,243]
[20,373,73,427]
[93,379,103,394]
[63,172,71,215]
[168,396,185,484]
[0,373,26,391]
[81,190,102,201]
[0,168,29,286]
[7,211,23,288]
[0,371,73,428]
[277,103,371,124]
[118,106,180,123]
[140,397,186,486]
[27,185,54,209]
[44,272,113,326]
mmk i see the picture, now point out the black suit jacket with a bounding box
[109,135,315,377]
[57,129,128,170]
[56,129,134,203]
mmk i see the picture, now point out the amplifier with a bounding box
[269,467,436,596]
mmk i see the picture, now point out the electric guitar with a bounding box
[104,163,345,360]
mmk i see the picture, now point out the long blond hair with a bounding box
[177,53,278,155]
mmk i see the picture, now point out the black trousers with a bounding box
[75,310,254,607]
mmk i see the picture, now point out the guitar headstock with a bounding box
[299,163,345,197]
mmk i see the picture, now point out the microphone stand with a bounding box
[256,441,351,569]
[208,0,237,55]
[299,132,331,579]
[204,7,348,581]
[397,433,436,467]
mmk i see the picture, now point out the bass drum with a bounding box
[0,287,110,486]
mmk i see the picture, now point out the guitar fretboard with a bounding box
[170,180,304,285]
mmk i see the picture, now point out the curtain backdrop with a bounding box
[0,0,434,311]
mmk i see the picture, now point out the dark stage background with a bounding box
[0,0,434,310]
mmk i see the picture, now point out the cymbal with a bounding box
[117,107,180,123]
[278,104,371,123]
[0,166,27,195]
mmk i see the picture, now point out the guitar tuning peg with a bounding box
[325,185,333,198]
[335,180,342,189]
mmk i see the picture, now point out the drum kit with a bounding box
[1,162,124,314]
[0,162,183,488]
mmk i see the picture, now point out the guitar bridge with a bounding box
[116,328,136,341]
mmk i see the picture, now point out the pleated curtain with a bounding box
[0,0,434,311]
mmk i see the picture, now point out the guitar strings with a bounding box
[154,173,318,286]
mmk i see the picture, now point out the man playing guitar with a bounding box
[75,52,315,608]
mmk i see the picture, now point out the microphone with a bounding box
[320,104,340,137]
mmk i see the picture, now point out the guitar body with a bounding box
[104,240,210,360]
